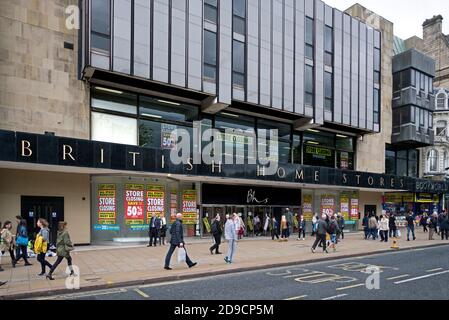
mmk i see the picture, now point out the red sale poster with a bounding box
[321,194,335,217]
[124,184,144,225]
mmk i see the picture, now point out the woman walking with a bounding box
[379,215,389,243]
[209,214,223,255]
[47,222,75,280]
[0,221,16,271]
[14,219,32,266]
[280,215,288,241]
[327,216,340,252]
[297,215,306,241]
[224,213,238,264]
[159,215,167,246]
[35,218,52,276]
[271,217,280,240]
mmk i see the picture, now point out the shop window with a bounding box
[303,130,334,148]
[91,87,137,114]
[337,151,354,170]
[303,145,335,168]
[396,150,407,177]
[139,96,198,123]
[91,112,137,145]
[427,149,438,172]
[139,119,193,151]
[203,30,217,81]
[336,135,354,152]
[91,0,111,54]
[292,135,301,164]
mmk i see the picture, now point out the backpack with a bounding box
[328,222,336,234]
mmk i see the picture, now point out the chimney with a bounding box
[423,15,443,37]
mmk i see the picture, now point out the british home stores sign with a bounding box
[0,130,447,193]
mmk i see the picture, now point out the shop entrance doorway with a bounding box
[21,196,64,245]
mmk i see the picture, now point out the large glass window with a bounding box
[303,130,335,168]
[257,120,292,164]
[427,149,438,172]
[91,0,111,53]
[396,150,407,177]
[233,40,245,88]
[374,88,380,124]
[204,0,218,24]
[324,71,333,112]
[233,0,246,35]
[203,30,217,81]
[437,92,447,110]
[92,112,137,145]
[385,150,396,175]
[139,97,198,123]
[408,150,418,178]
[305,17,314,60]
[91,87,137,114]
[324,26,333,67]
[305,65,314,106]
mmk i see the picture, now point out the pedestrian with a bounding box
[46,222,75,280]
[337,213,345,241]
[159,215,167,246]
[14,215,22,259]
[0,221,16,271]
[271,217,280,240]
[35,218,52,276]
[236,213,244,240]
[280,215,288,241]
[362,213,370,239]
[440,213,449,240]
[311,214,318,236]
[368,215,378,240]
[420,214,428,233]
[285,208,293,238]
[428,213,437,240]
[164,213,197,270]
[209,214,223,255]
[311,214,329,254]
[148,212,161,247]
[388,213,397,238]
[406,212,416,241]
[224,213,238,264]
[253,214,261,237]
[378,215,389,243]
[297,215,306,241]
[328,215,340,252]
[437,212,444,235]
[14,219,32,266]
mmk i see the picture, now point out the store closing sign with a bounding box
[321,195,335,216]
[97,184,117,225]
[182,190,197,225]
[124,184,145,225]
[146,185,165,223]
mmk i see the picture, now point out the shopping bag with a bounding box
[177,247,186,263]
[396,229,401,238]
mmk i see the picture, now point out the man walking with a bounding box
[311,214,329,254]
[369,215,378,240]
[428,213,438,240]
[209,214,223,254]
[440,213,449,240]
[164,213,197,270]
[285,208,293,239]
[148,212,161,247]
[224,213,238,264]
[362,213,369,239]
[337,213,345,241]
[389,213,397,238]
[406,211,416,241]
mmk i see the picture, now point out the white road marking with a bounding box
[426,268,443,273]
[322,294,348,300]
[387,274,410,281]
[336,283,365,291]
[395,270,449,284]
[35,288,128,300]
[284,295,307,300]
[134,288,150,298]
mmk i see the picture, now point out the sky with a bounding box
[323,0,449,39]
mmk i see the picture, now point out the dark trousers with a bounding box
[210,234,222,253]
[164,244,193,268]
[149,228,158,246]
[340,229,344,240]
[379,230,388,242]
[407,226,416,240]
[423,225,428,232]
[15,245,30,264]
[364,227,369,239]
[37,253,52,274]
[271,229,279,240]
[312,234,327,251]
[441,229,449,240]
[49,255,73,275]
[389,228,397,238]
[298,228,305,239]
[281,229,288,238]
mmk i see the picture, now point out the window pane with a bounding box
[305,65,314,93]
[303,130,334,147]
[205,0,217,6]
[324,52,333,67]
[337,151,354,170]
[325,26,333,52]
[139,96,198,122]
[216,113,255,132]
[306,44,314,60]
[232,40,245,73]
[91,87,137,114]
[92,112,137,145]
[233,0,246,18]
[397,158,407,176]
[393,72,400,91]
[204,65,216,80]
[374,71,380,85]
[374,48,380,71]
[336,136,354,151]
[411,69,416,87]
[292,135,301,164]
[303,146,335,168]
[305,93,313,106]
[139,120,193,150]
[373,89,380,112]
[204,30,217,65]
[257,119,291,140]
[402,69,411,88]
[325,72,332,99]
[306,17,314,45]
[233,16,246,35]
[92,0,110,35]
[204,5,217,23]
[233,72,245,87]
[91,33,110,52]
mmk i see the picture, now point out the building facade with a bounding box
[1,0,446,245]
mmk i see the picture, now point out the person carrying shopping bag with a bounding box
[35,218,52,276]
[46,222,75,280]
[0,221,16,271]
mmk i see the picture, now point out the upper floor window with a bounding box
[373,88,380,124]
[305,65,314,106]
[232,40,245,88]
[203,30,217,81]
[427,149,438,172]
[437,92,448,110]
[204,0,218,24]
[233,0,246,35]
[324,71,333,111]
[444,151,449,171]
[436,120,447,136]
[324,26,333,67]
[374,48,381,72]
[305,17,314,60]
[91,0,111,54]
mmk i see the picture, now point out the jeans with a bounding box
[15,245,30,264]
[281,229,288,239]
[379,230,388,242]
[370,228,378,239]
[298,228,305,239]
[149,228,158,246]
[271,229,279,240]
[226,239,237,262]
[407,226,416,240]
[389,228,397,238]
[312,234,327,251]
[210,234,222,253]
[164,244,193,268]
[37,252,52,274]
[441,229,448,240]
[364,227,369,239]
[49,255,73,275]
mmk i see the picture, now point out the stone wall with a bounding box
[345,4,394,174]
[0,0,89,139]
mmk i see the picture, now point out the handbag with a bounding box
[16,235,29,247]
[177,247,186,263]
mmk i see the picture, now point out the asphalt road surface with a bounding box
[34,245,449,300]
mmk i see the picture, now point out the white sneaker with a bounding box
[303,238,305,241]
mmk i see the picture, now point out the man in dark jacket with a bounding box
[311,214,329,254]
[209,214,223,254]
[440,213,449,240]
[337,214,345,241]
[406,212,416,241]
[148,213,161,247]
[164,213,197,270]
[389,213,397,238]
[362,213,369,239]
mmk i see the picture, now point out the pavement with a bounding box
[42,245,449,300]
[0,229,448,299]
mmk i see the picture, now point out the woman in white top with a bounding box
[378,215,390,243]
[159,216,167,245]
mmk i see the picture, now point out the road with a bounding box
[33,245,449,300]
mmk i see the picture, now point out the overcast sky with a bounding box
[323,0,449,39]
